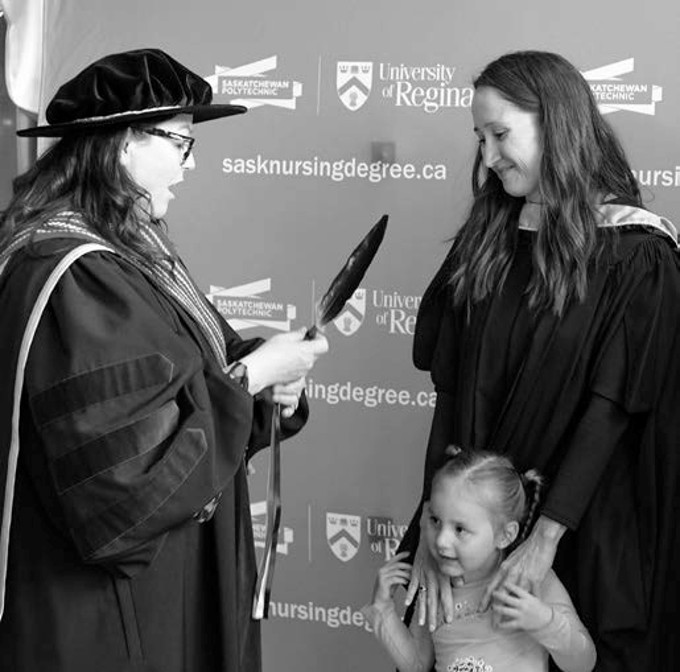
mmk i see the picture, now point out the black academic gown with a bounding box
[400,216,680,671]
[0,238,308,672]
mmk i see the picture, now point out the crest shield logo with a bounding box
[332,288,366,336]
[337,61,373,111]
[326,512,361,562]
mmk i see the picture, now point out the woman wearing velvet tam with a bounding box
[0,48,328,672]
[398,51,680,671]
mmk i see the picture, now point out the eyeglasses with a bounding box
[140,127,195,165]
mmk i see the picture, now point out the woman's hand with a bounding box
[481,515,566,611]
[491,582,553,631]
[403,514,458,632]
[241,328,328,394]
[372,551,413,609]
[272,376,306,418]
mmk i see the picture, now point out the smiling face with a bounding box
[425,475,514,583]
[120,114,195,218]
[472,86,542,202]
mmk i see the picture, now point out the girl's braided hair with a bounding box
[432,446,544,549]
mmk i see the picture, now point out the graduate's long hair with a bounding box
[0,124,171,262]
[448,50,641,316]
[432,447,543,551]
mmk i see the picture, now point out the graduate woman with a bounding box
[400,50,680,671]
[0,48,327,672]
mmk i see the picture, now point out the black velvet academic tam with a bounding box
[17,48,246,137]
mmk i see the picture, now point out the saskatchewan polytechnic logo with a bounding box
[582,58,663,116]
[205,56,303,110]
[207,278,297,332]
[331,288,366,336]
[337,61,373,111]
[251,501,294,555]
[326,512,361,562]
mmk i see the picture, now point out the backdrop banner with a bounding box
[7,1,680,669]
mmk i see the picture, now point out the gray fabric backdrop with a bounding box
[7,1,680,669]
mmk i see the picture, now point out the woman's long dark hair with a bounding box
[0,126,168,262]
[449,50,641,315]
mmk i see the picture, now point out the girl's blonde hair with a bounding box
[431,446,543,547]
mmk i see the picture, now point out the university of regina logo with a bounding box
[205,56,302,110]
[331,288,366,336]
[582,58,663,116]
[326,513,361,562]
[207,278,297,332]
[337,61,373,111]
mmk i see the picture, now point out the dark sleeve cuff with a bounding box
[542,393,629,528]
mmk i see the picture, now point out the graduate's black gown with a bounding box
[0,236,308,672]
[400,208,680,672]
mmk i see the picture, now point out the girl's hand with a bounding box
[372,551,413,609]
[480,515,565,612]
[492,582,553,631]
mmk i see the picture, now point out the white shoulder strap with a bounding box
[0,242,113,620]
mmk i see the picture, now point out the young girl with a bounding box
[363,449,596,672]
